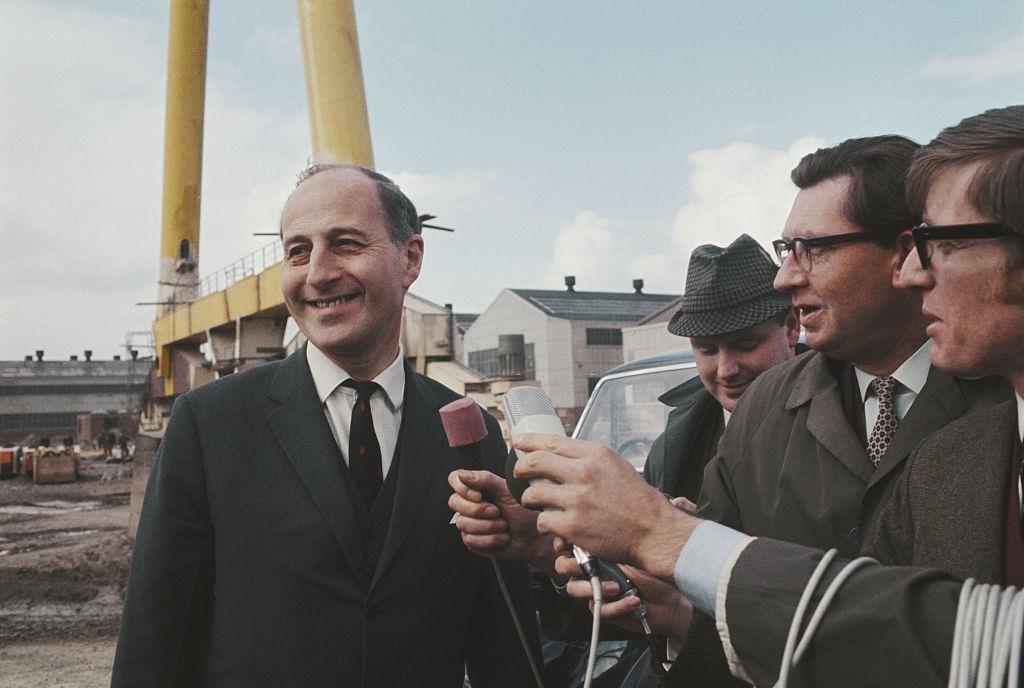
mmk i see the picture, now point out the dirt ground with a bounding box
[0,455,132,688]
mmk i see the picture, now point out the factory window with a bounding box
[468,348,499,377]
[586,328,623,346]
[0,384,146,396]
[0,413,79,430]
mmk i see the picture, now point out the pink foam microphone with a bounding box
[439,397,488,470]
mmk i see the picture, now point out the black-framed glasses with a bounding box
[772,231,892,271]
[910,222,1014,268]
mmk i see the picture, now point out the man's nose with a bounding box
[718,352,741,381]
[774,253,807,292]
[895,246,933,291]
[306,246,339,288]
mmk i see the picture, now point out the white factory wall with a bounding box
[622,321,690,362]
[462,290,577,407]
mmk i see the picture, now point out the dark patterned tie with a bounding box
[866,376,898,467]
[342,379,383,507]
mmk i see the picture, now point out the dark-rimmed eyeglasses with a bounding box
[910,222,1014,268]
[772,232,892,271]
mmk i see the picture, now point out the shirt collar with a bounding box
[855,339,933,400]
[306,343,406,410]
[1016,391,1023,443]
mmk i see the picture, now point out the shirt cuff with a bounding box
[673,520,753,618]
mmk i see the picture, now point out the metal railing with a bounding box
[197,240,283,299]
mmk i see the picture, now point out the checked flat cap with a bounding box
[667,234,792,338]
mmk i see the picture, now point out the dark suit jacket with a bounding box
[698,350,1008,558]
[643,376,724,503]
[719,400,1019,687]
[111,349,540,687]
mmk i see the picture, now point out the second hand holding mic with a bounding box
[500,386,650,631]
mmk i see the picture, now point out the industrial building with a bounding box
[0,351,149,444]
[462,278,679,427]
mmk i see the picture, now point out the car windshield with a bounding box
[574,365,699,469]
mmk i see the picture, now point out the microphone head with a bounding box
[500,386,557,430]
[439,397,488,447]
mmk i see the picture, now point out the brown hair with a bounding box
[907,105,1024,237]
[791,135,920,240]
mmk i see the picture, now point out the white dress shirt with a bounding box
[306,344,405,478]
[1016,391,1023,443]
[855,339,933,436]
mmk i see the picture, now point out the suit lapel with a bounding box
[791,355,873,484]
[869,366,965,487]
[266,348,364,578]
[371,365,443,588]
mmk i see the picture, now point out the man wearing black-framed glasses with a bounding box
[696,135,1006,565]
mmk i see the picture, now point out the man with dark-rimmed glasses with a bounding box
[695,135,1006,566]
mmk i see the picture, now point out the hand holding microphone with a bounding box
[504,387,700,583]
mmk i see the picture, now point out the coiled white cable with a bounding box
[774,551,1024,688]
[948,579,1024,688]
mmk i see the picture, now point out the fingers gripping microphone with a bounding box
[500,387,647,622]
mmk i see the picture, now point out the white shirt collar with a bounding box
[306,343,406,410]
[1016,391,1023,443]
[855,339,933,400]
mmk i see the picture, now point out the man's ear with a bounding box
[402,234,425,289]
[891,230,914,285]
[784,306,800,351]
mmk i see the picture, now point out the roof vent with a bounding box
[113,355,121,361]
[130,349,139,361]
[564,275,576,293]
[35,350,43,362]
[70,355,78,361]
[24,355,32,361]
[84,350,92,362]
[633,279,644,294]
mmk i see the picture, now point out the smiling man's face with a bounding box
[690,310,799,412]
[280,168,423,377]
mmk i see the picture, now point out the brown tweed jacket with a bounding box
[863,399,1019,583]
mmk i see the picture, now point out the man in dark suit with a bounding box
[112,165,540,687]
[512,104,1024,687]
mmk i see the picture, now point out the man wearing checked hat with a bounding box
[642,234,800,505]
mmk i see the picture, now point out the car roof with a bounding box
[603,349,695,376]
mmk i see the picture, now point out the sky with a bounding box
[1,0,1022,361]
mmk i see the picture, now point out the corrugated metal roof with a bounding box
[0,360,151,382]
[455,313,478,334]
[510,289,679,322]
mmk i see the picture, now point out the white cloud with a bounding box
[665,137,824,282]
[537,138,824,298]
[543,210,615,290]
[0,1,310,359]
[920,34,1024,83]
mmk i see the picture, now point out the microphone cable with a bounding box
[774,550,1024,688]
[487,554,547,688]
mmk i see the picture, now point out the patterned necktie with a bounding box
[867,376,898,467]
[342,379,383,507]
